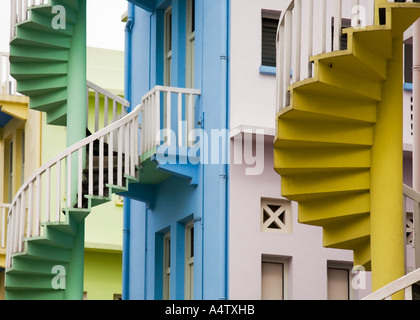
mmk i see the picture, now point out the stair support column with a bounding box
[64,0,87,300]
[370,35,405,300]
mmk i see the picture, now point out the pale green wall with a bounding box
[83,251,122,300]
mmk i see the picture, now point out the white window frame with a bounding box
[185,220,194,300]
[261,255,289,300]
[327,262,353,300]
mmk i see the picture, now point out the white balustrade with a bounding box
[140,86,201,155]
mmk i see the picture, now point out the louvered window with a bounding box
[261,17,278,67]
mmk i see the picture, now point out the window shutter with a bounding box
[262,18,278,67]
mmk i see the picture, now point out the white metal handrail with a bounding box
[140,85,201,155]
[275,0,411,112]
[1,204,11,250]
[10,0,49,39]
[87,80,130,133]
[6,101,140,269]
[363,268,420,300]
[363,184,420,300]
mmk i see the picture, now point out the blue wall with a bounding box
[124,0,229,300]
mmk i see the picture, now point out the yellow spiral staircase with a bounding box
[274,1,420,296]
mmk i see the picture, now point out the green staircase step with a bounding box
[13,27,72,49]
[10,61,68,80]
[10,44,69,62]
[29,89,67,111]
[6,273,64,290]
[16,75,67,96]
[16,241,71,263]
[5,289,65,300]
[27,10,74,37]
[7,257,69,276]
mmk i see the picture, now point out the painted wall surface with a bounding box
[83,251,122,300]
[125,0,229,300]
[229,136,372,300]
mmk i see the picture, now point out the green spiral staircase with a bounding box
[4,0,139,300]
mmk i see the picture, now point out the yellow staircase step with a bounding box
[353,238,371,270]
[323,214,370,250]
[315,60,383,101]
[298,192,370,227]
[290,91,377,124]
[274,147,370,175]
[281,169,370,202]
[276,117,374,148]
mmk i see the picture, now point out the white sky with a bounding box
[0,0,127,53]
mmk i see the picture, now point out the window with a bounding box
[185,221,194,300]
[405,42,413,84]
[186,0,195,88]
[261,260,284,300]
[327,266,350,300]
[164,7,172,87]
[163,232,171,300]
[261,11,280,67]
[261,198,292,233]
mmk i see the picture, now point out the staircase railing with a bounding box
[1,204,11,250]
[6,99,140,269]
[140,86,201,155]
[0,52,17,96]
[362,184,420,299]
[276,0,412,112]
[87,80,130,133]
[5,85,200,270]
[10,0,49,39]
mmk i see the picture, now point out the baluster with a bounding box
[89,142,93,195]
[320,0,327,54]
[155,91,161,146]
[27,182,34,238]
[188,94,194,148]
[56,161,61,222]
[66,154,72,208]
[284,9,292,106]
[125,123,129,177]
[277,23,284,110]
[178,93,183,147]
[333,0,342,51]
[307,0,314,78]
[46,167,51,222]
[1,207,5,248]
[166,91,172,145]
[95,91,99,132]
[118,126,123,186]
[108,131,114,186]
[78,148,83,208]
[104,96,109,128]
[13,201,19,253]
[18,192,26,252]
[99,136,104,196]
[113,100,118,124]
[10,0,17,39]
[130,120,136,177]
[17,0,22,23]
[34,175,41,236]
[293,0,302,83]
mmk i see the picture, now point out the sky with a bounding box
[0,0,128,53]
